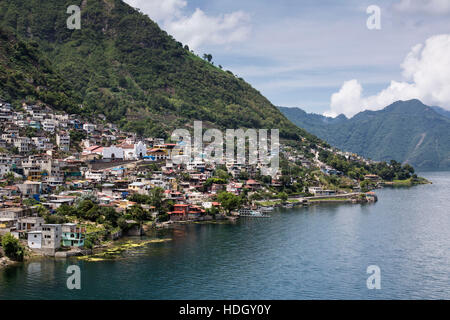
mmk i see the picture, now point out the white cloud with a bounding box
[325,34,450,118]
[124,0,251,51]
[394,0,450,15]
[165,9,250,50]
[124,0,187,21]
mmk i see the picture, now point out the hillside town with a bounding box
[0,99,382,261]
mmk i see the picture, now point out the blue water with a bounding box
[1,171,449,300]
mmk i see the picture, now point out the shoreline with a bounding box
[0,181,432,268]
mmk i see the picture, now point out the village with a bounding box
[0,99,379,261]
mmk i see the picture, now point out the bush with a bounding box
[1,233,25,261]
[83,234,99,250]
[117,217,130,231]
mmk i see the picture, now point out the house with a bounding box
[0,163,10,177]
[102,146,124,160]
[202,202,221,210]
[42,119,55,133]
[364,174,381,182]
[31,137,51,150]
[13,137,30,153]
[85,170,106,182]
[245,179,261,191]
[41,224,62,253]
[147,148,168,160]
[226,182,243,195]
[168,204,205,221]
[21,157,42,181]
[0,218,17,234]
[0,207,28,219]
[308,187,337,196]
[118,141,147,160]
[61,223,85,247]
[27,231,42,249]
[17,181,41,196]
[56,133,70,152]
[128,181,149,194]
[17,216,44,232]
[83,123,96,133]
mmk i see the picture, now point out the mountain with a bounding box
[0,0,316,142]
[279,100,450,169]
[0,27,81,114]
[431,106,450,119]
[278,107,347,140]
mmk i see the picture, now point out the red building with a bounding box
[169,204,205,221]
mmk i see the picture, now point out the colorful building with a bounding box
[61,223,86,247]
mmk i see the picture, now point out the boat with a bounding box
[238,208,271,218]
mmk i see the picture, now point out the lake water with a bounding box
[1,171,449,300]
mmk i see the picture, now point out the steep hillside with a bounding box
[432,106,450,119]
[278,106,347,139]
[279,100,450,169]
[0,0,315,142]
[0,27,80,113]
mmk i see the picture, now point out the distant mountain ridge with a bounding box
[279,100,450,169]
[431,106,450,119]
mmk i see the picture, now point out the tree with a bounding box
[56,204,77,217]
[278,192,288,203]
[217,191,241,215]
[148,187,164,209]
[403,164,414,175]
[203,53,213,63]
[215,169,230,180]
[101,207,120,227]
[117,217,129,231]
[22,198,39,207]
[1,233,25,261]
[5,172,16,185]
[128,205,147,223]
[76,199,98,221]
[237,170,249,180]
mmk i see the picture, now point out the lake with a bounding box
[1,171,449,300]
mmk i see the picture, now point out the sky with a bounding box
[123,0,450,117]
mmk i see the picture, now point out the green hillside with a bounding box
[0,0,315,142]
[0,27,80,113]
[279,100,450,169]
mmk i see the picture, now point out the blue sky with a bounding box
[125,0,450,116]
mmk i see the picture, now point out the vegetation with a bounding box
[0,0,318,143]
[280,100,450,169]
[1,233,25,261]
[319,150,416,182]
[216,191,241,215]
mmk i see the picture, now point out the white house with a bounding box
[83,123,96,133]
[27,231,42,249]
[56,134,70,152]
[85,170,106,182]
[121,141,147,160]
[42,119,55,133]
[0,163,10,177]
[13,137,30,153]
[102,146,124,159]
